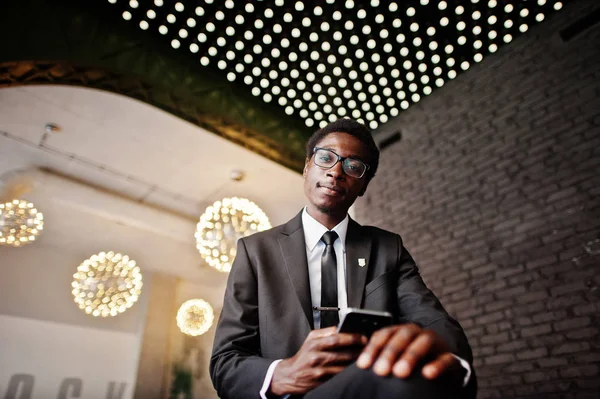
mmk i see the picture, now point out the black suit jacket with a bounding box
[210,211,475,399]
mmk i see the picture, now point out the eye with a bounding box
[318,152,332,162]
[346,160,362,171]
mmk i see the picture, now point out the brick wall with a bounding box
[355,0,600,397]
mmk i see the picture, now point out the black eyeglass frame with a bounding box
[312,147,370,179]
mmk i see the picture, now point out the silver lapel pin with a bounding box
[358,258,366,267]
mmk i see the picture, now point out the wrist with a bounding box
[269,358,291,396]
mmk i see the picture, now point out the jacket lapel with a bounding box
[278,211,314,329]
[345,218,372,308]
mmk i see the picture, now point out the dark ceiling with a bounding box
[0,0,571,172]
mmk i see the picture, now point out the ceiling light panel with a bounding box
[108,0,569,130]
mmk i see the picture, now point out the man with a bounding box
[210,119,476,398]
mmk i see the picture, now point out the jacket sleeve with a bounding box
[395,235,477,398]
[209,238,276,399]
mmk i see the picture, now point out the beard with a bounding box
[316,199,351,216]
[316,204,332,213]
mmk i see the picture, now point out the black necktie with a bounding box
[320,231,339,328]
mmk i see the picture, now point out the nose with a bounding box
[326,161,345,179]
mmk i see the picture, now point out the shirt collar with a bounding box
[302,207,348,252]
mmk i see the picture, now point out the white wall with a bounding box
[0,315,141,399]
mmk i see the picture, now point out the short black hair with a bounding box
[305,118,379,180]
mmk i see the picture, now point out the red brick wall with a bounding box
[355,0,600,397]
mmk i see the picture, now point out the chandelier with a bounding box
[176,298,215,336]
[195,197,271,272]
[0,199,44,247]
[71,251,143,317]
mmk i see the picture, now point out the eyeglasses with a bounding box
[312,147,369,179]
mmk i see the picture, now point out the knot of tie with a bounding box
[321,231,338,246]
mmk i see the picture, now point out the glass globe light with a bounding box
[71,251,143,317]
[195,197,271,272]
[176,298,214,336]
[0,199,44,247]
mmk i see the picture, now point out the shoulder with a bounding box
[238,221,287,246]
[240,211,303,246]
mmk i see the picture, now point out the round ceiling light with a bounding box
[176,298,215,336]
[0,199,44,247]
[195,197,271,272]
[71,251,143,317]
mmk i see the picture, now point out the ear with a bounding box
[303,158,310,177]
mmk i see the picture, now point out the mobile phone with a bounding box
[337,308,393,338]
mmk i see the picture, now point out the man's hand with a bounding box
[356,324,460,381]
[270,327,367,396]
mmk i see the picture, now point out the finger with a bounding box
[325,347,364,365]
[392,330,435,378]
[309,326,338,339]
[305,327,339,350]
[309,345,364,369]
[317,332,367,351]
[422,353,458,380]
[371,326,421,376]
[356,326,408,369]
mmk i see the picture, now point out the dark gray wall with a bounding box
[355,0,600,397]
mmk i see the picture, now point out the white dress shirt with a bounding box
[259,209,471,398]
[302,207,349,329]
